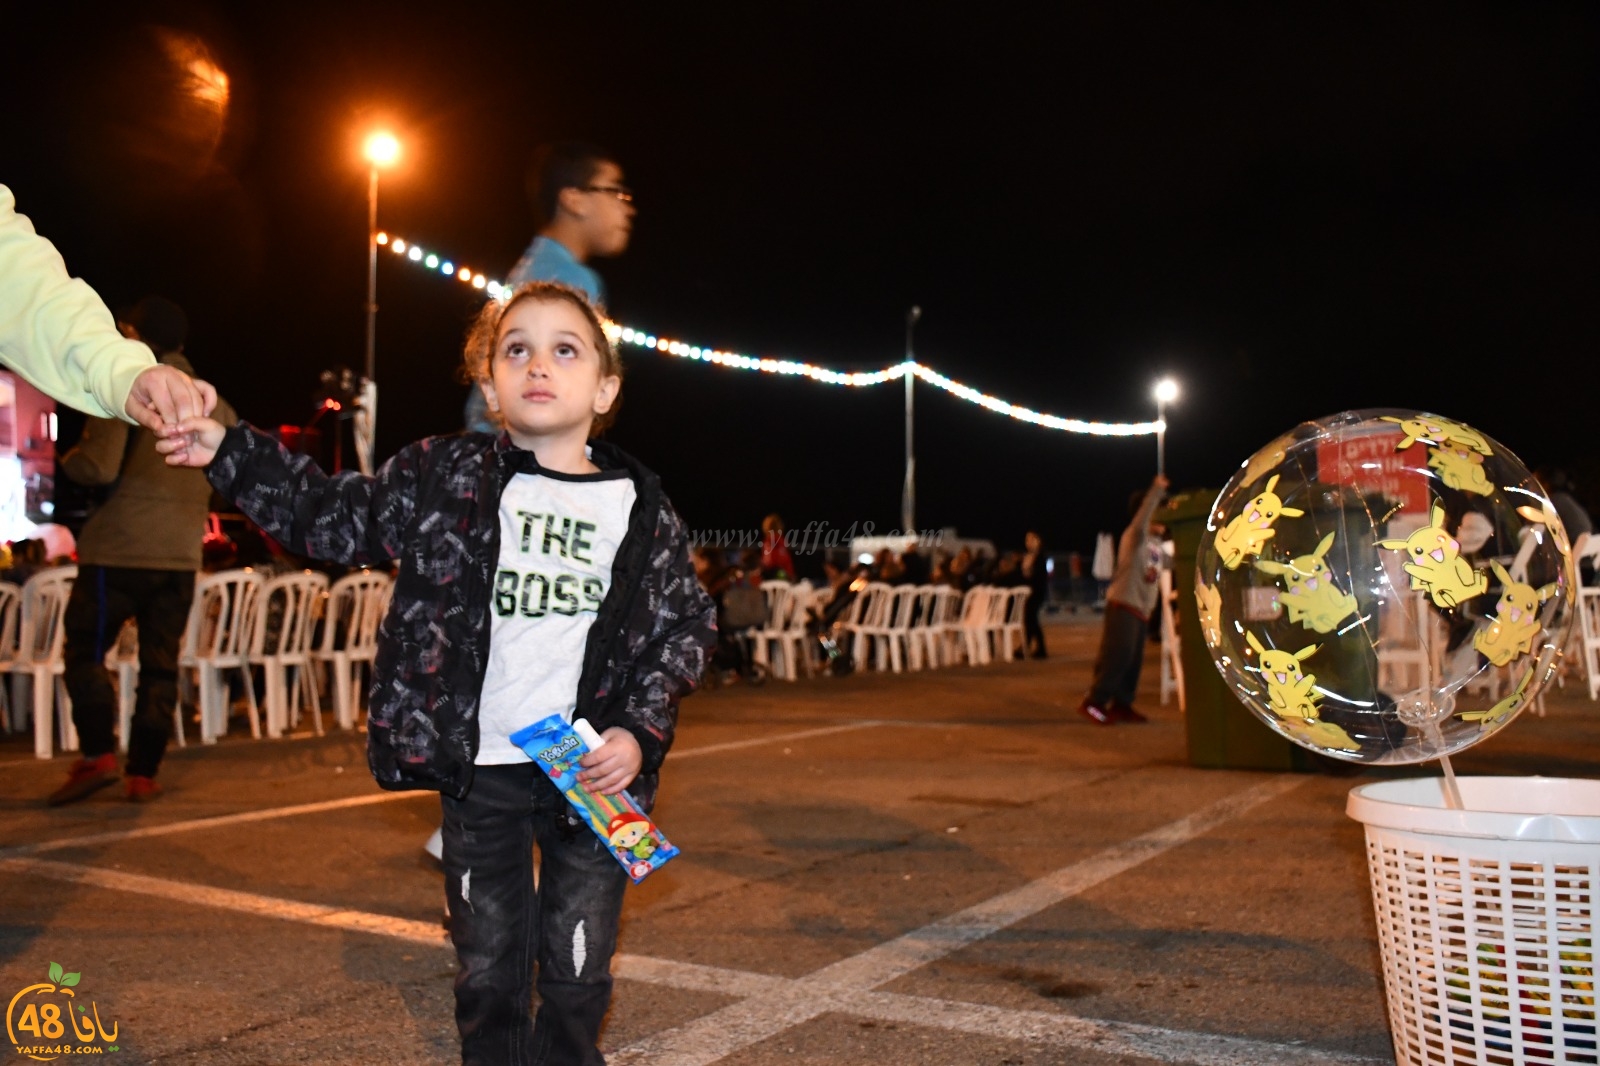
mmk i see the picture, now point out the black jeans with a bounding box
[62,565,194,778]
[442,762,630,1066]
[1087,601,1147,706]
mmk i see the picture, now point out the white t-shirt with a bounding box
[475,468,638,764]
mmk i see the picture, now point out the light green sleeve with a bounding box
[0,184,156,422]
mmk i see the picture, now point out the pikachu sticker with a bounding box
[1426,443,1493,497]
[1381,414,1493,456]
[1243,631,1358,751]
[1473,561,1558,667]
[1378,502,1489,609]
[1459,668,1535,731]
[1214,474,1305,571]
[1195,576,1223,649]
[1254,531,1359,634]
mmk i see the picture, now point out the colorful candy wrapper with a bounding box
[509,714,679,883]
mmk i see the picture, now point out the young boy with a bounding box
[161,281,716,1065]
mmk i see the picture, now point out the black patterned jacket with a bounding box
[206,423,717,802]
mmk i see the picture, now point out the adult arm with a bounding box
[204,421,417,566]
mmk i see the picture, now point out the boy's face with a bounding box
[575,161,635,257]
[480,298,619,448]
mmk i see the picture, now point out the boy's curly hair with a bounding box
[460,281,623,433]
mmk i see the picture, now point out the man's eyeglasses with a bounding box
[583,184,634,204]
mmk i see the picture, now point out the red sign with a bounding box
[1316,430,1431,515]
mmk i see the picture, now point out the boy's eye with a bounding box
[503,342,529,360]
[554,343,578,360]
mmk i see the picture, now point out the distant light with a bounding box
[425,254,438,268]
[472,274,486,289]
[458,267,472,281]
[858,553,874,564]
[364,131,401,168]
[1153,377,1180,404]
[391,238,406,253]
[375,232,389,245]
[408,246,422,261]
[440,261,453,274]
[486,280,503,297]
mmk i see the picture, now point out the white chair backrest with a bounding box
[983,585,1009,625]
[1005,587,1030,624]
[1508,525,1540,585]
[187,569,266,661]
[254,570,330,657]
[18,567,75,664]
[0,581,21,662]
[1575,531,1600,567]
[909,585,939,628]
[318,571,391,655]
[857,582,894,628]
[958,586,990,625]
[930,585,960,626]
[886,585,920,630]
[759,580,793,631]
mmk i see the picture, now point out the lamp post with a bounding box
[1153,376,1179,477]
[902,305,921,535]
[359,131,400,474]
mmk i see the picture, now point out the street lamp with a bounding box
[359,131,400,474]
[902,305,921,535]
[1153,376,1179,477]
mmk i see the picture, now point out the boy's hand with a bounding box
[154,416,226,467]
[577,727,642,796]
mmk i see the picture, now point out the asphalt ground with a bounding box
[3,614,1599,1065]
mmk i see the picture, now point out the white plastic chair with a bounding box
[838,582,894,671]
[754,580,815,682]
[179,569,265,743]
[861,584,918,672]
[0,581,21,732]
[995,587,1030,663]
[905,585,943,670]
[249,570,330,737]
[6,567,77,759]
[311,570,391,730]
[1158,569,1186,711]
[957,586,994,666]
[1572,532,1600,701]
[1377,591,1444,696]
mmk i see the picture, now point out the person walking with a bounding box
[48,296,236,804]
[465,142,635,433]
[1021,530,1049,659]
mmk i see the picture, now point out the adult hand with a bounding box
[125,364,217,431]
[577,727,643,796]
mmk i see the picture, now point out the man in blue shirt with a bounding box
[465,143,635,432]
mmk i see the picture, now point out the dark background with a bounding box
[3,2,1596,562]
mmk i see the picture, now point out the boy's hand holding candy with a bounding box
[155,416,227,467]
[577,726,642,795]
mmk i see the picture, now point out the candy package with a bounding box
[509,714,679,883]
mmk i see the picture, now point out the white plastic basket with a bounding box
[1348,777,1600,1065]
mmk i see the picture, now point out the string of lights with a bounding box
[375,231,1163,437]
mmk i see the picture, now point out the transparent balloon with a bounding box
[1195,409,1579,764]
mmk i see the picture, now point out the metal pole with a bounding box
[365,166,379,384]
[902,306,920,534]
[1156,397,1167,477]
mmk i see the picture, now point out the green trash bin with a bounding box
[1164,488,1316,771]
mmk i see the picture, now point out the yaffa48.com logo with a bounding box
[7,962,120,1060]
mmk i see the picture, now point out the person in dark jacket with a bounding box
[160,281,715,1066]
[1021,530,1049,659]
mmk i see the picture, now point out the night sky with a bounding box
[3,3,1597,563]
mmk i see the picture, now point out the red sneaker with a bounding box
[124,776,163,802]
[1110,701,1149,723]
[1078,701,1114,725]
[47,753,120,806]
